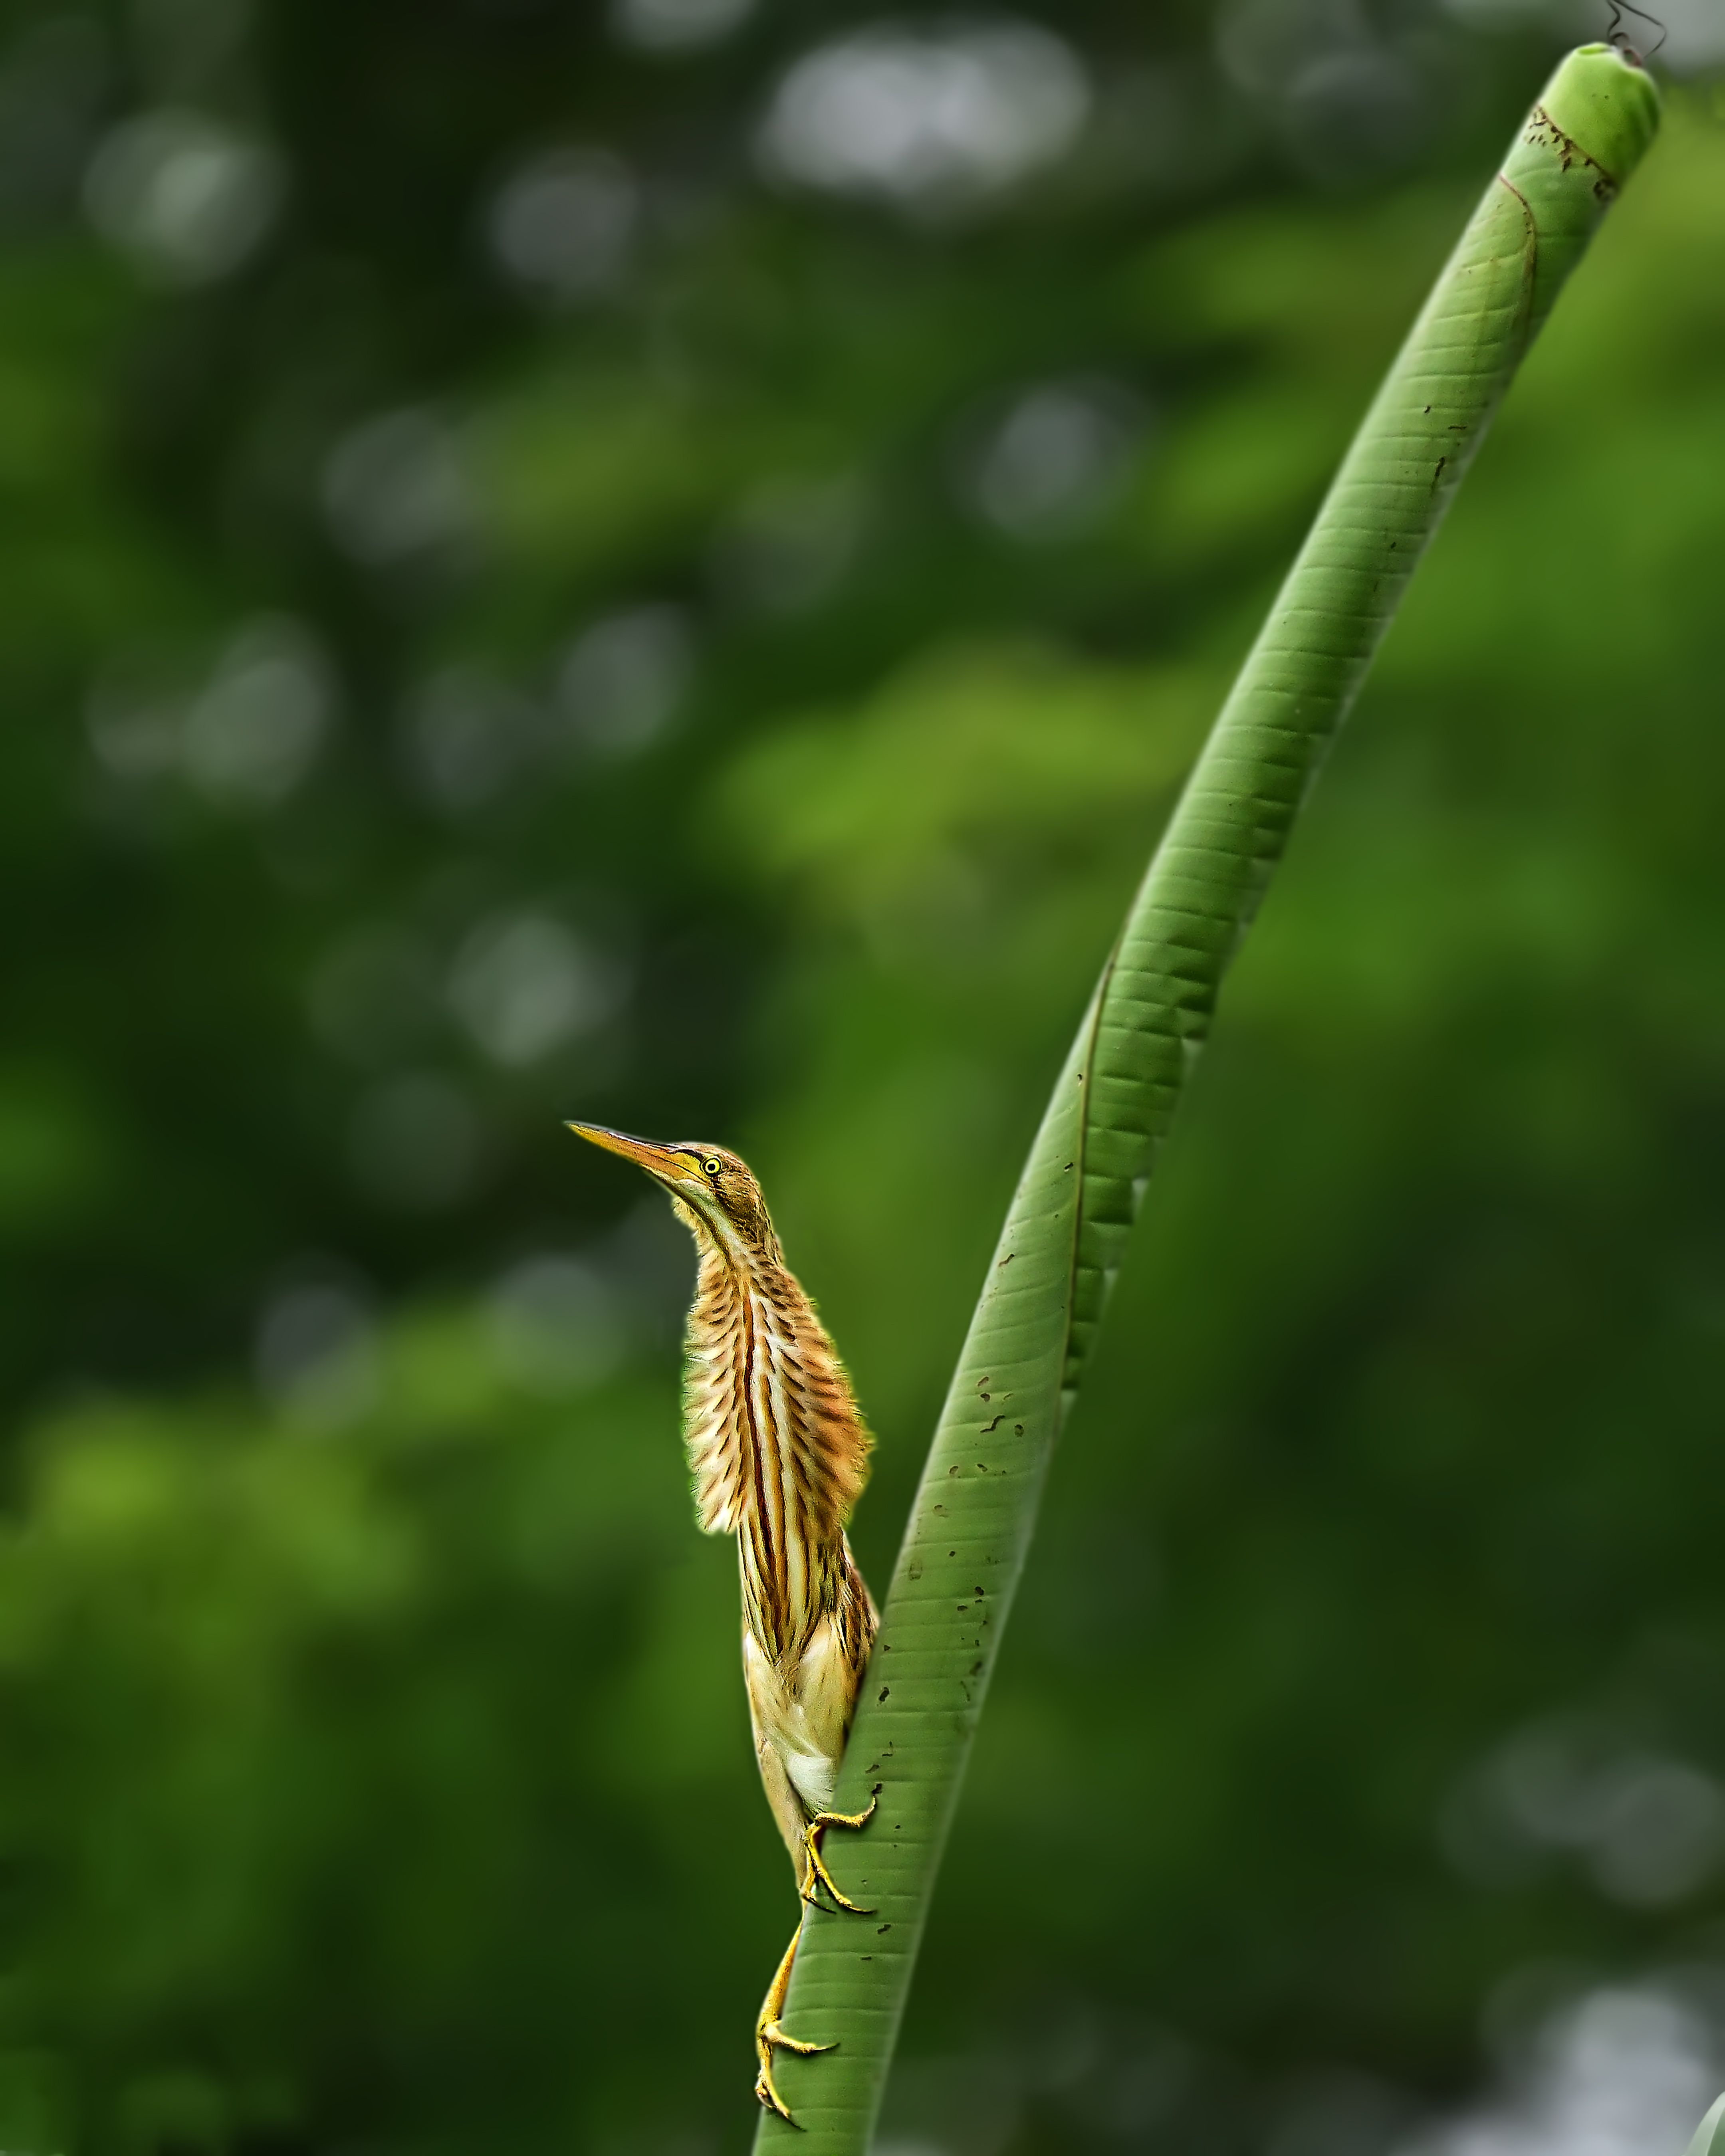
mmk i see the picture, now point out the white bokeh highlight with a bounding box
[758,20,1091,213]
[85,107,284,284]
[447,912,629,1067]
[486,147,638,305]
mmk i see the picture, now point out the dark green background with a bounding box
[2,1,1725,2152]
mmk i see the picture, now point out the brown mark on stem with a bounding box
[1521,105,1618,199]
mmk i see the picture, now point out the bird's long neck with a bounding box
[679,1224,870,1667]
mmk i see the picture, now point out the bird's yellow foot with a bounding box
[753,1807,877,2122]
[755,2016,835,2125]
[800,1796,878,1914]
[755,1922,834,2127]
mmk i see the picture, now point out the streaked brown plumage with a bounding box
[568,1124,878,2122]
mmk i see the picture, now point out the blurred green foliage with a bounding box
[3,2,1725,2154]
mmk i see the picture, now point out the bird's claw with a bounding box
[755,1804,877,2121]
[755,2018,836,2125]
[755,2071,796,2127]
[799,1797,879,1914]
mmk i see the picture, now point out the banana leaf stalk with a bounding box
[1687,2098,1725,2156]
[755,45,1661,2154]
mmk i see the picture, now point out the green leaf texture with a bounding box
[754,46,1661,2156]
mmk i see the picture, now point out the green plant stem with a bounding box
[1687,2097,1725,2156]
[754,44,1660,2155]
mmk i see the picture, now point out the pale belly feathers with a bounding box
[742,1614,857,1821]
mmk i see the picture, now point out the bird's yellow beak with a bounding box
[566,1122,704,1193]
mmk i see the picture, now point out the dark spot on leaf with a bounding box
[877,1923,892,1933]
[877,1686,890,1702]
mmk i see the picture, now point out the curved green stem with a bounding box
[753,46,1660,2155]
[1687,2097,1725,2156]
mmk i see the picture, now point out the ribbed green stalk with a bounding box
[753,46,1660,2155]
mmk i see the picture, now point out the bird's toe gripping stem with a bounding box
[755,1925,835,2126]
[799,1795,878,1914]
[754,1802,880,2122]
[755,2022,834,2126]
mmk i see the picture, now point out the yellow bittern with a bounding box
[568,1123,878,2124]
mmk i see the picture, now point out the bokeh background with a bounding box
[4,0,1725,2152]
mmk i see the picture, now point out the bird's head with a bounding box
[567,1123,778,1259]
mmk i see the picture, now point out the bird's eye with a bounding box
[702,1157,721,1177]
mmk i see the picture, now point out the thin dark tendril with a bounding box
[1605,0,1667,58]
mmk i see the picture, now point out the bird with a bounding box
[568,1122,879,2124]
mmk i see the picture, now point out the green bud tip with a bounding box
[1539,42,1662,187]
